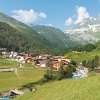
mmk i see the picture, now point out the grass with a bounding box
[65,50,100,62]
[13,75,100,100]
[0,67,45,92]
[1,57,100,100]
[0,59,19,68]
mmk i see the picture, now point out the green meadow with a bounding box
[0,60,45,92]
[0,59,19,68]
[13,75,100,100]
[0,55,100,100]
[65,50,100,62]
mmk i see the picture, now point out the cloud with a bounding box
[75,6,90,24]
[38,12,47,18]
[11,9,47,24]
[65,17,73,26]
[65,6,91,26]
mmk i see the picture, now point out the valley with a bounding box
[0,2,100,99]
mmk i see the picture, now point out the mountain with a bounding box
[0,21,53,53]
[31,25,79,49]
[64,17,100,45]
[0,12,54,53]
[0,12,80,54]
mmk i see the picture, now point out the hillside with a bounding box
[65,50,100,62]
[0,12,61,53]
[13,75,100,100]
[0,21,51,53]
[31,25,79,49]
[64,41,100,62]
[0,12,80,54]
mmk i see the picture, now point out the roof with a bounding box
[0,48,7,51]
[10,89,24,95]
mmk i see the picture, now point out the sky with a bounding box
[0,0,100,30]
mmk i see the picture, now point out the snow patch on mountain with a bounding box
[64,18,100,45]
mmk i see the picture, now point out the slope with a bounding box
[31,25,78,49]
[0,21,51,53]
[13,75,100,100]
[0,12,56,53]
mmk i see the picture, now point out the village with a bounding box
[0,48,73,99]
[0,48,96,99]
[0,48,71,71]
[0,47,99,99]
[0,47,90,78]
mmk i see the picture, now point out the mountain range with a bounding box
[0,12,100,54]
[0,12,53,53]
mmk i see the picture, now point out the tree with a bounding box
[82,60,87,67]
[44,67,54,81]
[70,61,77,67]
[87,60,92,70]
[57,66,65,80]
[63,66,73,78]
[94,56,100,68]
[91,59,95,70]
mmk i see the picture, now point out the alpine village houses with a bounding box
[0,48,71,70]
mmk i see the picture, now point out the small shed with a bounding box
[10,89,24,96]
[94,67,100,73]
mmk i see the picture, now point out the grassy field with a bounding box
[65,50,100,62]
[0,59,19,68]
[0,62,46,92]
[13,75,100,100]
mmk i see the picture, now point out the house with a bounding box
[35,54,52,68]
[52,61,65,70]
[0,48,10,58]
[9,51,18,59]
[0,48,7,53]
[52,56,70,62]
[51,56,70,70]
[26,57,35,64]
[36,59,50,68]
[37,54,52,60]
[17,53,28,63]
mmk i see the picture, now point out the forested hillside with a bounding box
[0,22,52,53]
[31,25,80,49]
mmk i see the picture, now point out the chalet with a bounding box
[52,56,70,62]
[26,57,36,64]
[37,54,52,59]
[9,51,18,59]
[39,59,49,68]
[35,58,50,68]
[51,56,70,70]
[0,48,7,53]
[17,53,28,63]
[0,48,10,58]
[35,54,52,68]
[52,61,64,70]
